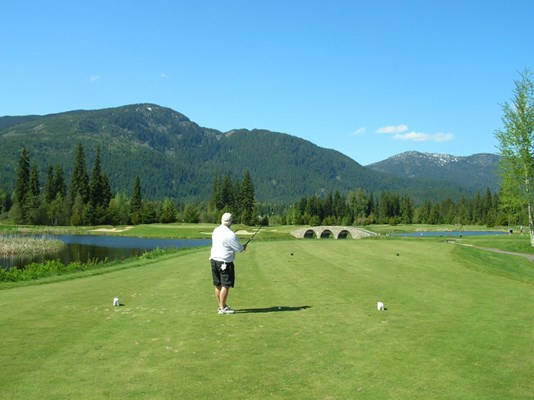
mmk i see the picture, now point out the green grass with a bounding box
[1,237,533,399]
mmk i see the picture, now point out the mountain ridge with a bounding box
[366,151,499,192]
[0,104,499,203]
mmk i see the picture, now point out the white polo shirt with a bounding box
[209,224,244,263]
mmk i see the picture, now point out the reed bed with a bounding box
[0,236,64,256]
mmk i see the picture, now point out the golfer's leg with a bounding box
[219,286,230,308]
[214,286,222,308]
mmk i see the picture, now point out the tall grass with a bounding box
[0,236,64,256]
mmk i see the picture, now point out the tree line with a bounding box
[285,187,523,227]
[0,144,527,229]
[5,144,257,226]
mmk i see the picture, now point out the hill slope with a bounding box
[0,104,399,202]
[366,151,499,192]
[0,104,499,202]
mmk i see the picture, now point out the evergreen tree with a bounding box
[28,163,40,198]
[240,170,256,225]
[12,148,31,223]
[141,201,158,224]
[210,173,224,210]
[472,190,483,225]
[70,142,90,204]
[89,146,105,208]
[220,175,234,212]
[183,203,201,223]
[25,163,44,224]
[88,146,109,224]
[102,174,112,208]
[483,187,493,223]
[399,195,413,224]
[130,176,143,224]
[45,164,67,205]
[159,198,177,223]
[44,165,55,203]
[53,164,67,198]
[333,191,345,220]
[457,196,471,225]
[232,179,242,220]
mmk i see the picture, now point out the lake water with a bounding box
[391,231,508,237]
[0,234,211,269]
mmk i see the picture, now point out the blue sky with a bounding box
[1,0,533,165]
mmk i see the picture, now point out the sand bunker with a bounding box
[91,226,134,233]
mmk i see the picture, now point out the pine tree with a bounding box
[183,203,201,223]
[53,164,67,198]
[130,176,142,224]
[88,146,109,224]
[210,173,223,210]
[240,170,256,225]
[399,195,414,224]
[12,148,31,223]
[220,175,234,212]
[28,163,40,198]
[159,198,177,223]
[70,143,90,204]
[44,165,55,203]
[89,146,105,208]
[25,163,44,224]
[14,148,30,206]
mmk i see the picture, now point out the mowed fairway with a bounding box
[0,238,533,399]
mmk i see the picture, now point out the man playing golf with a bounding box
[210,213,246,314]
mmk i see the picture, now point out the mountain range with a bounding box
[0,104,499,203]
[367,151,499,193]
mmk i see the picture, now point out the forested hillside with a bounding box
[367,151,499,192]
[0,104,496,203]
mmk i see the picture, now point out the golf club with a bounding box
[244,225,262,246]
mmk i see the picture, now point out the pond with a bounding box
[391,231,509,237]
[0,234,211,269]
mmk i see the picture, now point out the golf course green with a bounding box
[0,235,532,399]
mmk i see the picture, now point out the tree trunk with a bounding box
[528,202,534,247]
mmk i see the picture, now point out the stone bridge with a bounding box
[291,226,378,239]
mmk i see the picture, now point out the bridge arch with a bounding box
[320,229,333,239]
[337,229,351,239]
[291,226,377,239]
[303,229,317,239]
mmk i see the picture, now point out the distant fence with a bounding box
[291,226,377,239]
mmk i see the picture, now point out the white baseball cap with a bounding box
[221,212,233,225]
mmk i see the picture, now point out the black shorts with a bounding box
[211,260,235,288]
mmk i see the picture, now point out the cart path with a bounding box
[456,243,534,262]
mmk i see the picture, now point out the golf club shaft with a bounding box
[244,226,262,246]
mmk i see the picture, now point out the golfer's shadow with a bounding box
[236,305,311,314]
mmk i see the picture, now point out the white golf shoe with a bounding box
[218,305,235,315]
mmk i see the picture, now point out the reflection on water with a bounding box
[1,234,210,269]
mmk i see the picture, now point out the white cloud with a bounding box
[351,127,366,136]
[89,75,101,82]
[160,73,169,79]
[393,131,454,142]
[433,132,454,142]
[376,124,408,134]
[393,131,429,141]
